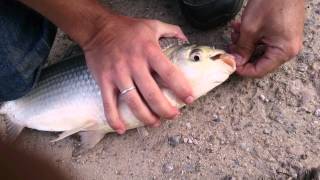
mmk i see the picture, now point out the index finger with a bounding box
[236,46,288,78]
[147,44,194,104]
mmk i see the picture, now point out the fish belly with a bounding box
[5,58,108,132]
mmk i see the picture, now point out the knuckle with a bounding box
[144,19,160,28]
[144,91,158,104]
[144,42,157,53]
[130,61,143,72]
[172,25,181,31]
[125,95,140,111]
[285,41,302,58]
[110,59,124,71]
[151,20,161,26]
[103,100,112,113]
[99,72,112,82]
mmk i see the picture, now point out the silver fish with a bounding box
[0,43,236,154]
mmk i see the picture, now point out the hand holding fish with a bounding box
[83,16,195,134]
[231,0,305,78]
[20,0,194,134]
[3,0,233,153]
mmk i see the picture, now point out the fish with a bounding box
[0,42,236,154]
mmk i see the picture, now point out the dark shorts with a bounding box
[0,0,56,101]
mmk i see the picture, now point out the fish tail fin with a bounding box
[72,130,106,157]
[3,118,24,143]
[1,103,24,142]
[0,103,6,115]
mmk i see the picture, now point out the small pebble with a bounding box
[162,163,174,173]
[312,61,320,71]
[115,170,121,175]
[240,143,250,152]
[186,122,192,129]
[137,127,149,137]
[212,114,221,122]
[224,175,237,180]
[193,139,199,145]
[168,135,181,147]
[259,94,269,103]
[183,138,188,143]
[187,138,193,144]
[263,129,272,135]
[297,63,308,72]
[315,109,320,117]
[300,154,308,160]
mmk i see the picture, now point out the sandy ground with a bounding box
[1,0,320,179]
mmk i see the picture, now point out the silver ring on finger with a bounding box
[120,86,136,96]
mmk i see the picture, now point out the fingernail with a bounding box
[185,96,194,104]
[232,53,245,66]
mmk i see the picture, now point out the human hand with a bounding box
[18,0,193,134]
[83,15,194,134]
[230,0,305,78]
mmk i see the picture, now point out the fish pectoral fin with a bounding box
[4,118,24,143]
[51,121,96,142]
[72,130,106,157]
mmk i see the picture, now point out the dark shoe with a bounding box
[298,167,320,180]
[179,0,244,30]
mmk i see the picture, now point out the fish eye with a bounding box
[190,49,202,62]
[193,55,200,61]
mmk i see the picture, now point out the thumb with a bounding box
[236,46,287,78]
[232,27,257,66]
[152,21,188,41]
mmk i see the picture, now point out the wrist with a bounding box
[81,15,138,52]
[19,0,119,48]
[61,4,117,47]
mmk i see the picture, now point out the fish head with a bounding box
[166,44,236,98]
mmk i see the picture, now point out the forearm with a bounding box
[19,0,116,46]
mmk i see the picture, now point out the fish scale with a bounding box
[0,42,236,154]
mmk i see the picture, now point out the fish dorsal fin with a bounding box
[4,118,24,142]
[73,130,106,157]
[51,121,96,142]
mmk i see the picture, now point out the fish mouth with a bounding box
[219,54,236,71]
[210,52,236,71]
